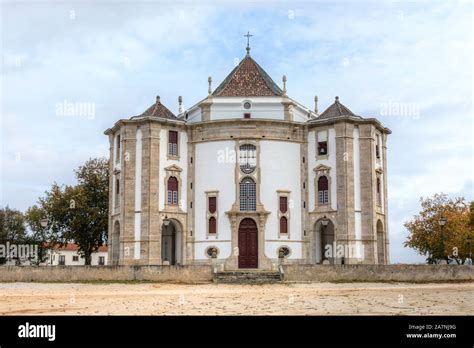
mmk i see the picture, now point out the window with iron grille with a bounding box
[318,176,329,204]
[168,131,178,156]
[167,176,179,205]
[239,144,256,174]
[240,177,256,211]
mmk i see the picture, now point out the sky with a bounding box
[1,0,472,263]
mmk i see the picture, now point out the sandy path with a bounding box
[0,282,472,315]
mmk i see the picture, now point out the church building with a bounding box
[104,37,391,269]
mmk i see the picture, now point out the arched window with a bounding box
[208,217,217,234]
[318,176,329,204]
[280,216,288,234]
[239,144,256,174]
[167,177,178,205]
[240,177,256,211]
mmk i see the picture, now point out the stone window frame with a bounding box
[166,129,180,161]
[114,174,120,209]
[206,190,219,238]
[314,164,332,209]
[235,139,262,212]
[316,128,329,160]
[277,190,291,238]
[277,245,292,259]
[205,246,220,259]
[164,164,184,212]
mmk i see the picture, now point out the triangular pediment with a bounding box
[164,164,182,172]
[314,164,331,173]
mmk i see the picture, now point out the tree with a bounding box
[404,193,472,264]
[32,157,109,265]
[0,206,27,264]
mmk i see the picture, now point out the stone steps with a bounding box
[214,271,282,284]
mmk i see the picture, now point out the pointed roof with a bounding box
[139,96,177,119]
[212,55,283,97]
[318,96,356,119]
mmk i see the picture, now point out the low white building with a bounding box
[46,244,108,266]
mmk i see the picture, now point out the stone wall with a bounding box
[0,265,213,283]
[0,265,472,283]
[282,264,474,282]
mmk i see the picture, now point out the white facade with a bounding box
[105,52,391,269]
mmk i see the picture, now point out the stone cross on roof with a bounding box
[244,31,253,55]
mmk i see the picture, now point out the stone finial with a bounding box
[178,96,183,114]
[282,75,287,95]
[156,95,161,104]
[314,95,319,114]
[335,96,339,102]
[208,76,212,95]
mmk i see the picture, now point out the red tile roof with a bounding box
[139,96,177,119]
[44,243,107,252]
[213,55,283,97]
[318,97,356,119]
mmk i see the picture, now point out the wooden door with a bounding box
[238,218,258,268]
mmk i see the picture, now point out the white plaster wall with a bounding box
[194,140,235,260]
[307,128,337,211]
[158,129,188,211]
[210,97,285,120]
[185,107,202,123]
[260,141,302,259]
[48,250,108,265]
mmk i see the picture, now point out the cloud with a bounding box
[1,1,472,264]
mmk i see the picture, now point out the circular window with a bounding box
[243,101,252,110]
[278,247,291,258]
[206,247,219,258]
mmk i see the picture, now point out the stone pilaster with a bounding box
[382,132,390,264]
[334,122,356,264]
[142,122,161,265]
[358,124,376,263]
[120,124,138,265]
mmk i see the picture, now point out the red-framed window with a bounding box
[318,176,329,204]
[208,197,217,214]
[279,196,288,213]
[168,131,178,156]
[208,217,216,234]
[167,176,178,205]
[280,216,288,234]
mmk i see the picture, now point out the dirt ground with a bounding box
[0,282,472,315]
